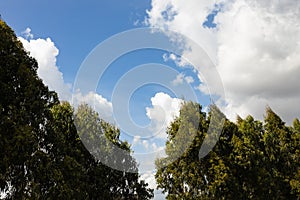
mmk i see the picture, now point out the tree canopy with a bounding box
[1,18,299,200]
[155,102,300,199]
[0,20,153,199]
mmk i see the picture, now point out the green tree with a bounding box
[155,102,224,199]
[0,20,59,198]
[74,104,153,199]
[155,102,300,199]
[290,119,300,196]
[259,107,297,198]
[0,20,153,199]
[48,102,93,198]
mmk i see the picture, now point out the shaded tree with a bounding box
[0,20,153,199]
[290,119,300,197]
[0,19,58,198]
[74,104,153,199]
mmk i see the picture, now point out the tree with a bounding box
[74,104,153,199]
[259,107,297,198]
[0,19,59,198]
[155,102,300,199]
[290,119,300,196]
[0,20,153,199]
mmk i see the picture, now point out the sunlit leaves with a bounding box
[156,102,300,199]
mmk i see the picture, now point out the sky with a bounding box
[1,0,300,199]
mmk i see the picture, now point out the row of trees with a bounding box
[155,102,300,199]
[0,20,153,199]
[1,18,299,199]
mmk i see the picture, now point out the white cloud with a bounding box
[163,53,188,66]
[151,142,158,151]
[132,93,180,191]
[140,171,157,190]
[146,0,300,123]
[172,73,195,86]
[73,91,114,123]
[140,170,166,199]
[132,135,141,145]
[18,30,114,122]
[172,73,184,85]
[184,75,194,84]
[151,142,165,153]
[215,0,300,123]
[162,53,170,62]
[146,0,220,62]
[18,34,71,101]
[169,53,177,61]
[146,92,183,139]
[21,27,33,39]
[142,140,149,149]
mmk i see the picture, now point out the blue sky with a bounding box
[0,1,212,198]
[0,1,211,139]
[0,0,209,102]
[0,0,151,83]
[2,0,300,199]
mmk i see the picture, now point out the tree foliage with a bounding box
[0,20,153,199]
[74,104,153,199]
[0,19,59,198]
[155,102,300,199]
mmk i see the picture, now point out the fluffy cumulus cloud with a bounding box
[139,171,165,199]
[21,27,33,39]
[132,92,181,195]
[172,73,194,86]
[146,92,183,139]
[140,171,156,190]
[136,141,165,198]
[18,28,114,123]
[18,32,72,101]
[146,0,300,123]
[184,75,194,84]
[72,91,114,123]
